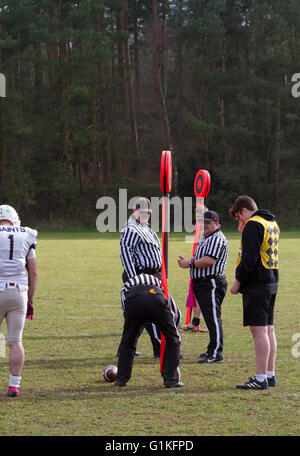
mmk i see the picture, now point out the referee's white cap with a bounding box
[134,197,152,213]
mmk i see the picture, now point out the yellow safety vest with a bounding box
[236,215,279,269]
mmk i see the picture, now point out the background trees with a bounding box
[0,0,299,227]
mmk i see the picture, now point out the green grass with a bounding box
[0,230,299,436]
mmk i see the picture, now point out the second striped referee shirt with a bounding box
[190,228,228,280]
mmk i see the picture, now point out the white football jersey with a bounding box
[0,225,37,291]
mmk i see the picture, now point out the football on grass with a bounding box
[103,365,117,383]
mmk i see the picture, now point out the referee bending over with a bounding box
[178,210,228,363]
[116,273,182,388]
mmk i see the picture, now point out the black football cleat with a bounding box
[236,377,268,390]
[164,381,184,388]
[115,380,127,387]
[198,355,223,364]
[267,376,276,387]
[199,352,208,359]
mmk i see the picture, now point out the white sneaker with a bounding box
[181,322,198,331]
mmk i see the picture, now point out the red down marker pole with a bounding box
[185,170,211,328]
[160,150,172,373]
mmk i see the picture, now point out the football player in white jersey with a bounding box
[0,205,37,397]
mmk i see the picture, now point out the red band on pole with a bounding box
[160,150,172,194]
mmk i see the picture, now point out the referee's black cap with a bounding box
[203,210,219,223]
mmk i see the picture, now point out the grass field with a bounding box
[0,229,299,437]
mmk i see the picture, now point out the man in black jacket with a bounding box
[230,195,279,390]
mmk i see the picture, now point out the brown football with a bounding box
[103,365,118,383]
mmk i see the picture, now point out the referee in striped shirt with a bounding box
[119,197,163,357]
[178,210,228,363]
[120,198,162,282]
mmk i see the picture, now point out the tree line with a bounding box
[0,0,299,228]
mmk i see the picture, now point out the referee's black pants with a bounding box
[193,275,227,358]
[117,285,181,385]
[122,269,162,357]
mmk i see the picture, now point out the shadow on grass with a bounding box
[0,383,262,403]
[0,384,190,402]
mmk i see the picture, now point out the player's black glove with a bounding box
[26,301,34,320]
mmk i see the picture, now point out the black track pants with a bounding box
[122,270,162,356]
[117,285,181,384]
[193,275,227,358]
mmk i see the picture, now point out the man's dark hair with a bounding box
[229,195,258,218]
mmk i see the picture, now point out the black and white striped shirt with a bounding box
[190,228,228,280]
[120,216,162,279]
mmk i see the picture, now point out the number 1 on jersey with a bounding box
[8,234,14,260]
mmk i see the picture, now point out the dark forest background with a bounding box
[0,0,300,229]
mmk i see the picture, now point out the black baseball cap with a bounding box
[203,210,219,223]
